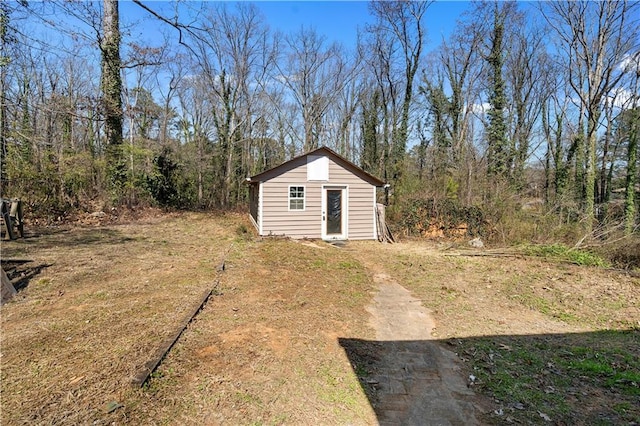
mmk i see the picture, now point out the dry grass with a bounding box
[351,241,639,337]
[2,213,234,423]
[350,240,640,424]
[123,237,377,424]
[1,213,376,425]
[2,215,639,424]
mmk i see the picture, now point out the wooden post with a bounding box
[9,199,23,237]
[1,199,15,240]
[1,198,23,239]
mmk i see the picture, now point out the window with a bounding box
[289,186,305,210]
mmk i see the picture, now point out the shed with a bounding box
[247,147,385,240]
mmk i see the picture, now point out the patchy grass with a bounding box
[1,213,239,424]
[2,217,639,424]
[522,243,610,267]
[454,330,640,424]
[351,240,640,425]
[1,213,376,424]
[125,237,376,424]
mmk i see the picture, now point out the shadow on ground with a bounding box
[3,227,138,252]
[340,329,640,425]
[2,260,51,292]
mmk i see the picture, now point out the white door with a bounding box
[322,186,347,240]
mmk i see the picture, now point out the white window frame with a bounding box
[288,185,306,211]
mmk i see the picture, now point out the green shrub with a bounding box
[523,244,610,267]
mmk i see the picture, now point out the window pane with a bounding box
[290,187,304,198]
[289,186,304,210]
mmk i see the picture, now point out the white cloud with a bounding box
[472,102,491,115]
[618,52,640,74]
[604,87,638,109]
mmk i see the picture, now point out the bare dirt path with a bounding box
[364,271,483,425]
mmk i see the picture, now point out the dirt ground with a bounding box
[349,241,640,424]
[1,212,638,424]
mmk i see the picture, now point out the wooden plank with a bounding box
[1,267,16,305]
[376,203,394,243]
[131,281,219,388]
[10,199,24,238]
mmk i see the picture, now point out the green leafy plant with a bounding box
[523,244,609,267]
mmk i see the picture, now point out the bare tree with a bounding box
[188,3,275,206]
[543,0,639,228]
[418,8,485,204]
[504,9,551,188]
[359,29,398,184]
[278,27,348,152]
[175,72,214,207]
[368,0,431,184]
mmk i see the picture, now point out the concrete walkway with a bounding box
[365,273,481,426]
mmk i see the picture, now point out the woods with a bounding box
[1,0,638,244]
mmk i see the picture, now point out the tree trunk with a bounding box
[486,5,508,179]
[0,3,7,196]
[584,111,600,229]
[624,107,638,234]
[101,0,125,198]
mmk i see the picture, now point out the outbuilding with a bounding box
[247,147,386,240]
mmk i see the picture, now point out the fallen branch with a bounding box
[131,281,220,388]
[444,252,522,258]
[131,245,233,388]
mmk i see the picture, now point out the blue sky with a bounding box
[118,1,471,52]
[258,1,470,48]
[258,1,373,45]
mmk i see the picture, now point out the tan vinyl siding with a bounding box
[259,155,379,240]
[261,159,322,239]
[328,160,376,240]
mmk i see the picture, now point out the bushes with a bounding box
[3,147,105,219]
[388,193,640,269]
[390,197,485,238]
[522,243,610,267]
[388,194,590,246]
[596,237,640,270]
